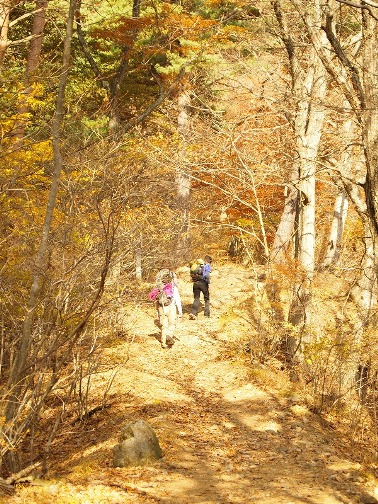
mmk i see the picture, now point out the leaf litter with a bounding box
[3,263,378,504]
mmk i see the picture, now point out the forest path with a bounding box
[5,263,378,504]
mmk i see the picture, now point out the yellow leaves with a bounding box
[1,83,48,138]
[22,82,46,110]
[235,217,255,229]
[71,231,93,249]
[1,140,52,184]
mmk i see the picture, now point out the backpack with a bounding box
[156,268,173,285]
[148,269,174,306]
[189,259,205,282]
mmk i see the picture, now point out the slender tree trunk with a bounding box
[26,0,47,77]
[320,106,355,270]
[271,162,299,263]
[175,87,191,261]
[0,0,11,67]
[270,0,298,265]
[320,189,348,269]
[361,10,378,261]
[287,42,327,331]
[5,0,77,423]
[14,0,47,142]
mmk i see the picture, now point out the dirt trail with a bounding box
[5,264,378,504]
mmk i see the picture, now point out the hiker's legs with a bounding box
[158,306,168,347]
[191,282,201,315]
[159,304,176,347]
[203,283,210,316]
[166,303,176,344]
[192,280,210,316]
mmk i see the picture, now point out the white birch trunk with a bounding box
[320,105,354,269]
[283,2,329,362]
[270,163,299,264]
[321,190,348,269]
[288,40,328,329]
[359,11,378,314]
[175,89,191,260]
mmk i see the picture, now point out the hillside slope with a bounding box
[3,263,378,504]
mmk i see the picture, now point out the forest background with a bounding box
[2,0,378,494]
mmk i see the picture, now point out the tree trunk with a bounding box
[26,0,47,77]
[270,163,299,264]
[270,0,299,265]
[14,0,47,142]
[320,189,348,270]
[320,105,355,270]
[273,1,328,359]
[361,10,378,253]
[5,0,77,426]
[0,0,10,67]
[288,43,327,333]
[175,87,191,262]
[272,1,326,359]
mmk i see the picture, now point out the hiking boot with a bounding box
[161,343,168,349]
[204,314,210,317]
[166,336,174,346]
[189,313,197,320]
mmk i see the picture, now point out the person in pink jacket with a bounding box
[151,269,182,348]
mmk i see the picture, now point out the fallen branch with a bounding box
[0,478,15,495]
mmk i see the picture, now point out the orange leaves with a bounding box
[164,13,217,37]
[91,17,151,46]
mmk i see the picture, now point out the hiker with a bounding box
[159,268,182,318]
[189,255,212,319]
[149,268,180,348]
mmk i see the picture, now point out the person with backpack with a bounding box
[148,268,181,348]
[189,255,212,319]
[158,268,182,318]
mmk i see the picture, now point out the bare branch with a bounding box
[9,7,46,27]
[336,0,378,8]
[124,66,187,132]
[271,0,296,88]
[322,13,365,109]
[7,34,41,47]
[335,0,378,20]
[75,11,109,90]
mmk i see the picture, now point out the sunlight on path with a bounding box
[5,264,378,504]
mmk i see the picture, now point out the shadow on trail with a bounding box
[41,263,377,504]
[50,376,374,504]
